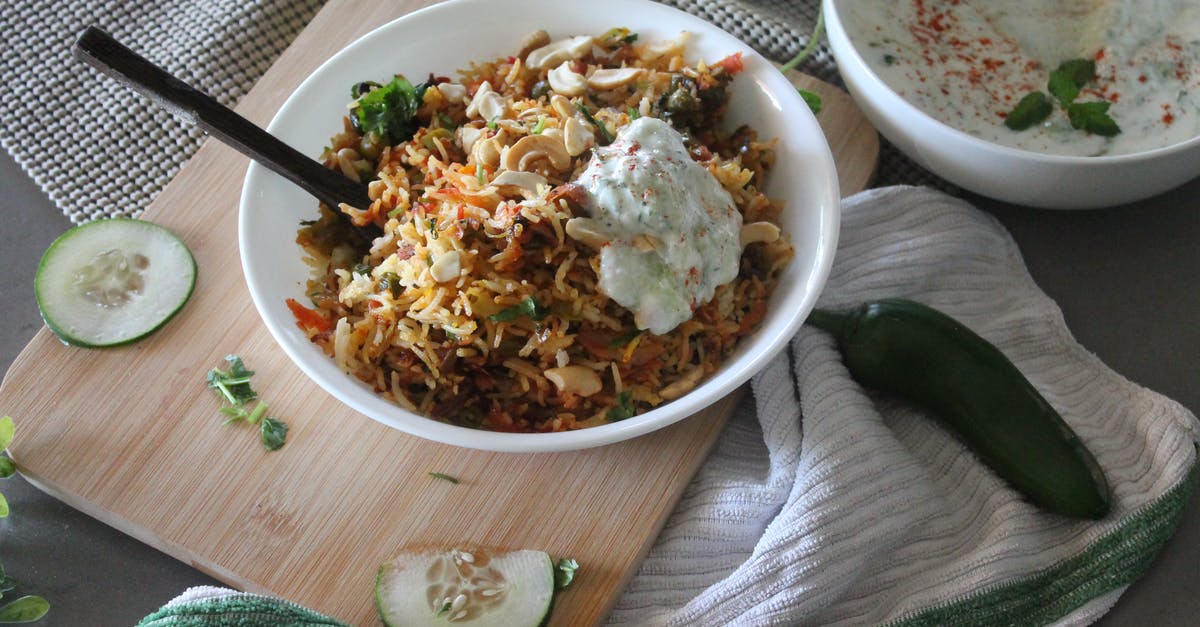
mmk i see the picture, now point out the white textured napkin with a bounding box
[610,186,1200,626]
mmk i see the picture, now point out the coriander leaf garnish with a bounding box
[555,558,580,590]
[207,355,257,406]
[576,103,613,145]
[260,417,289,451]
[353,75,428,144]
[428,472,460,484]
[606,391,636,422]
[1067,101,1121,136]
[489,297,547,323]
[799,88,823,115]
[206,356,288,452]
[1004,91,1053,130]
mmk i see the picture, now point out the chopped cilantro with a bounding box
[555,558,580,589]
[353,75,428,144]
[206,355,257,406]
[260,417,288,451]
[576,103,613,145]
[489,297,547,323]
[428,472,460,484]
[798,88,823,115]
[206,356,287,452]
[606,391,636,422]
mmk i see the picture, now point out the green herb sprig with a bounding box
[1004,58,1120,136]
[0,417,52,623]
[779,4,825,115]
[207,356,288,451]
[555,558,580,590]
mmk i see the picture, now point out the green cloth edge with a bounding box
[135,593,349,627]
[889,453,1200,627]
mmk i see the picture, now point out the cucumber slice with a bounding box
[375,548,555,627]
[34,218,196,348]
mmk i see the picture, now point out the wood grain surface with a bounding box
[0,1,878,624]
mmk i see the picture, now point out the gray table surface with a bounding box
[1,143,1198,624]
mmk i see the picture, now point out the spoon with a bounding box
[72,26,381,240]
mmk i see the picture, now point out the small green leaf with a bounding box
[488,297,547,323]
[606,391,636,422]
[206,356,257,407]
[1067,101,1121,136]
[0,595,50,623]
[0,457,15,479]
[1047,71,1080,105]
[1056,59,1096,88]
[1004,91,1053,131]
[260,418,288,452]
[798,88,823,114]
[0,417,13,450]
[0,493,8,518]
[428,472,460,484]
[555,558,579,590]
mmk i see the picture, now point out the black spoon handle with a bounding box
[72,26,375,214]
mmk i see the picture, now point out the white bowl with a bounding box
[824,0,1200,209]
[240,0,840,452]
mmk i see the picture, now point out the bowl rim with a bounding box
[822,0,1200,166]
[239,0,841,453]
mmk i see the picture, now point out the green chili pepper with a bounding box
[807,298,1110,520]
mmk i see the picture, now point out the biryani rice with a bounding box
[292,28,794,433]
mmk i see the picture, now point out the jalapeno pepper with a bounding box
[807,298,1110,520]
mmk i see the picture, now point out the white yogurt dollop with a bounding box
[573,117,742,335]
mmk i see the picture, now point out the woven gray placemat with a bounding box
[0,0,948,224]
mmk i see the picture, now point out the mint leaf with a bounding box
[1047,71,1081,105]
[0,416,13,450]
[1067,101,1121,136]
[1004,91,1053,130]
[1057,59,1096,88]
[0,457,14,479]
[1047,59,1094,105]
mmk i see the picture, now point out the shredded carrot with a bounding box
[286,298,334,333]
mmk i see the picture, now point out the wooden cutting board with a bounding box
[0,1,877,624]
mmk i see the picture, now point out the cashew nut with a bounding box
[525,35,594,70]
[491,170,547,194]
[503,133,571,173]
[547,61,587,97]
[466,81,505,122]
[472,135,504,170]
[562,116,594,156]
[564,217,608,250]
[739,221,781,247]
[544,365,602,397]
[550,94,576,119]
[458,125,484,154]
[516,29,551,60]
[436,82,468,103]
[587,67,643,90]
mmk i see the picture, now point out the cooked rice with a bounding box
[291,28,794,432]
